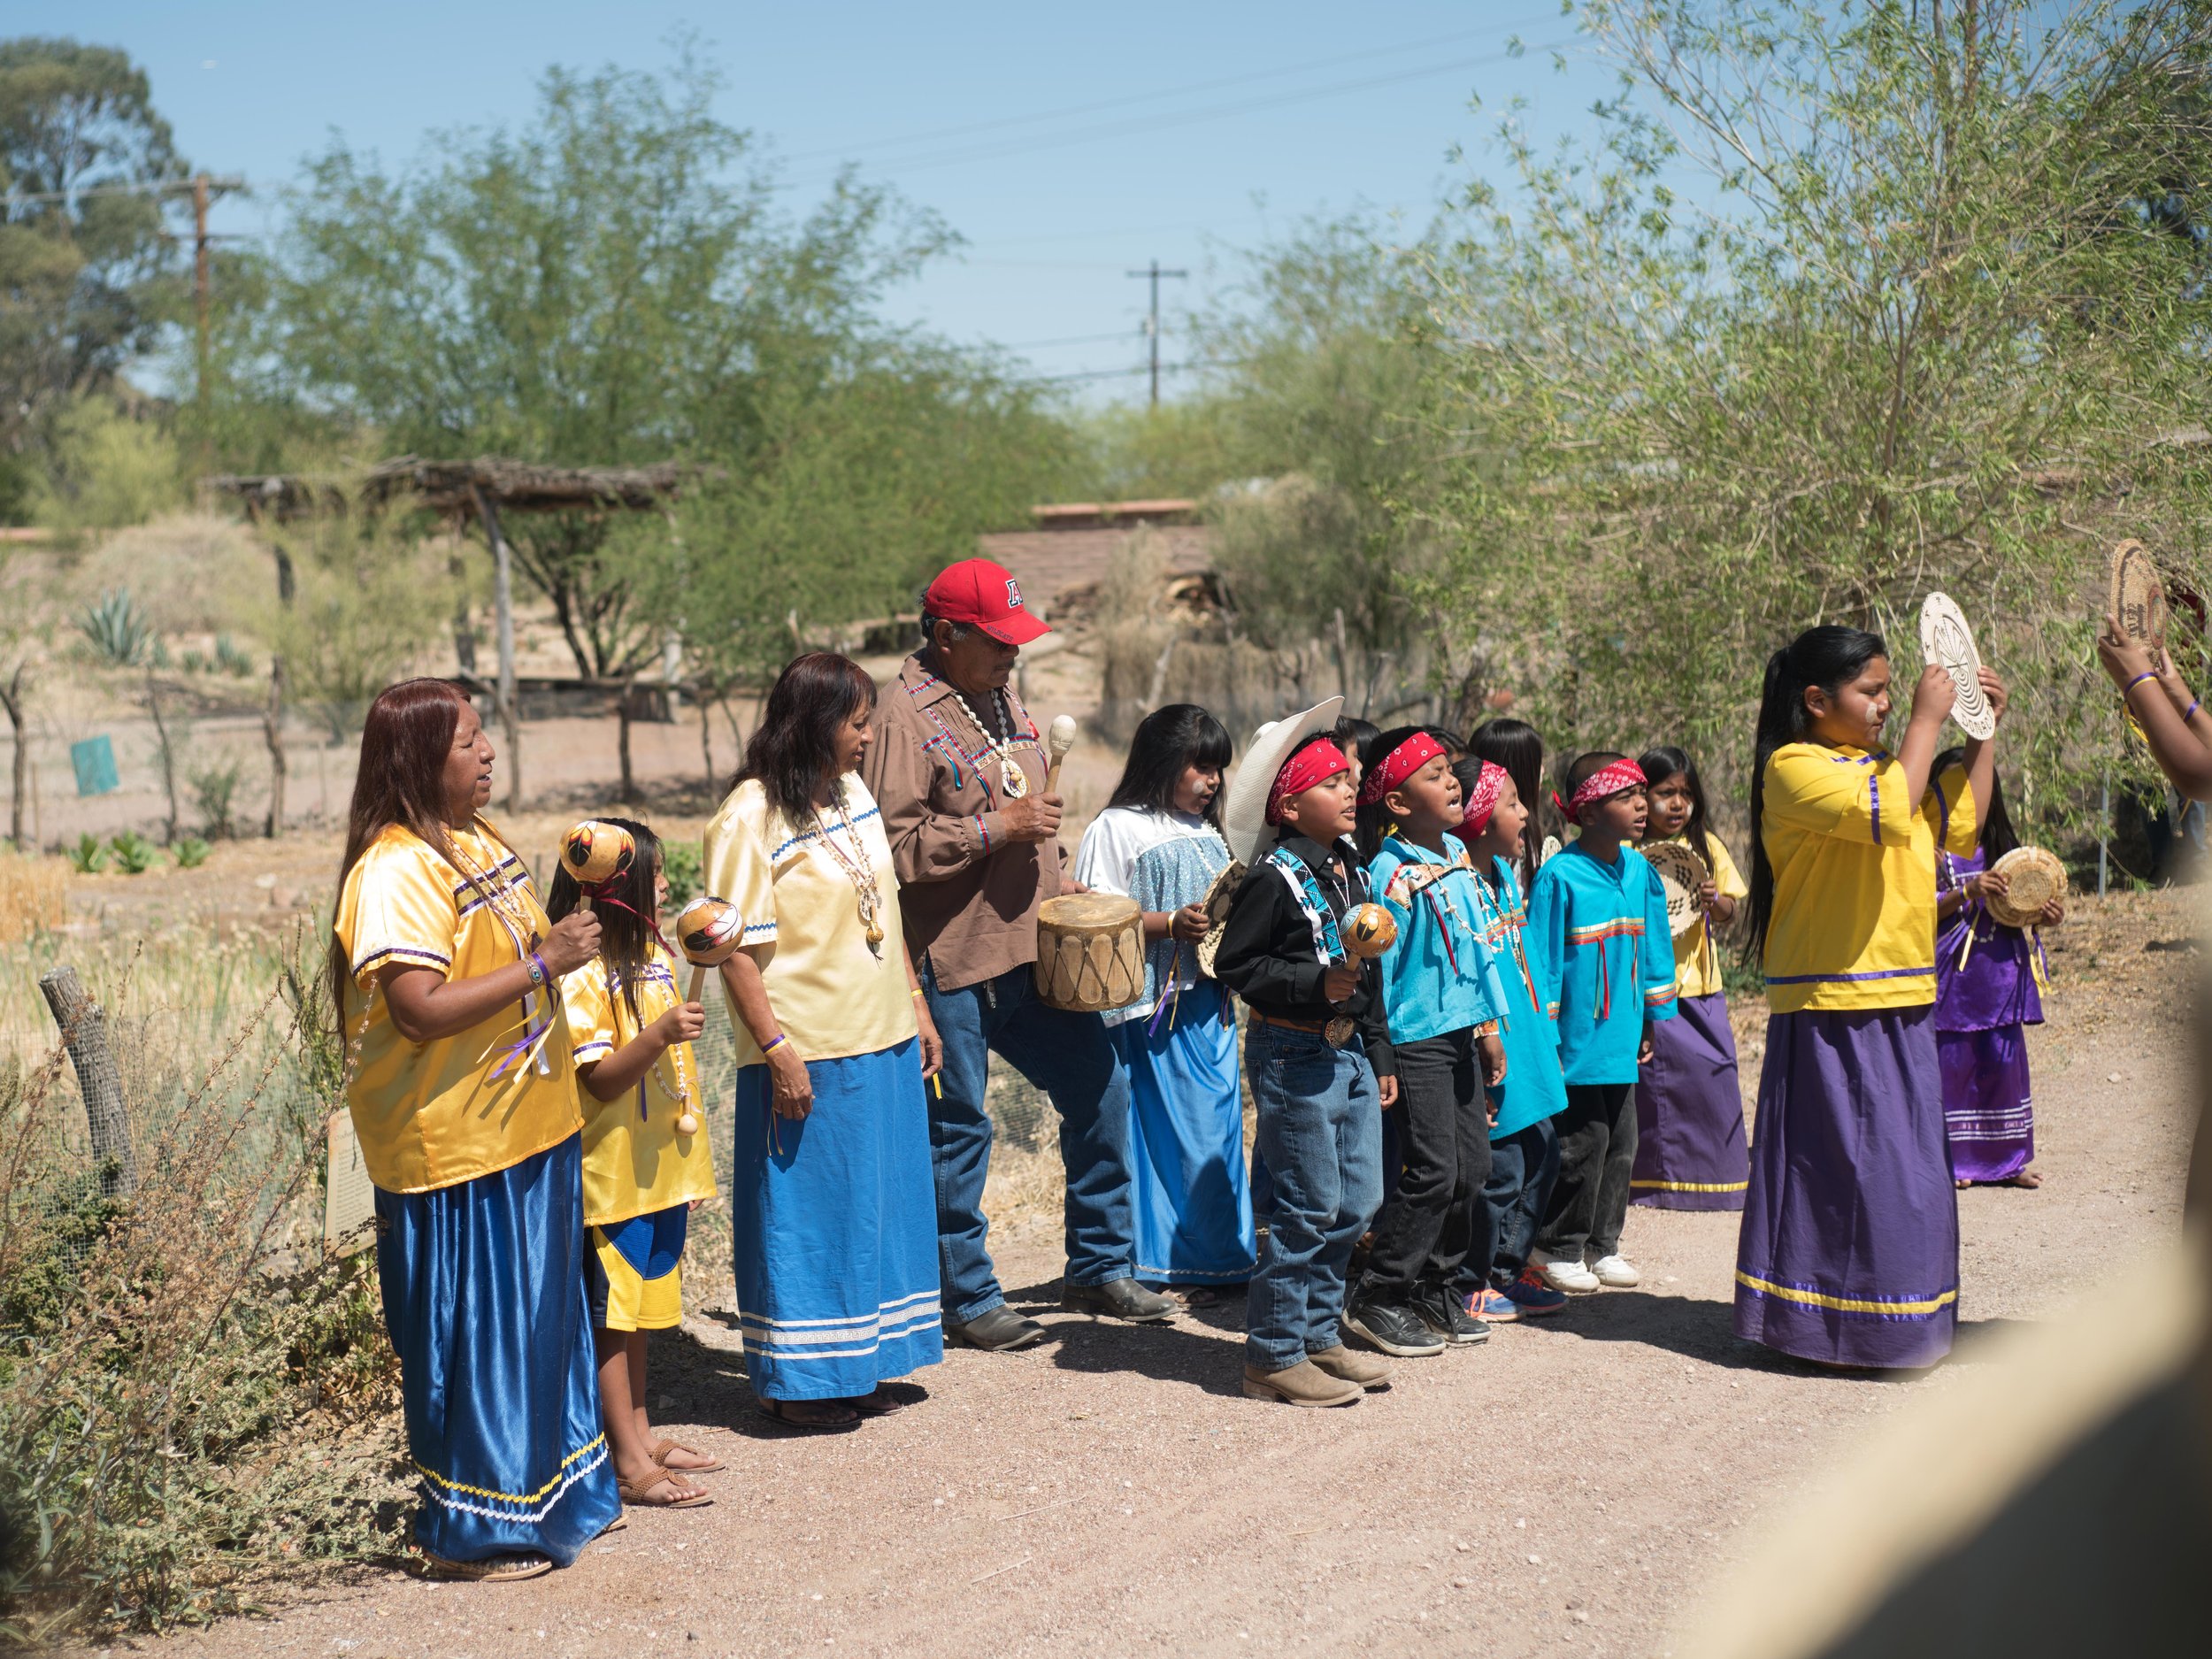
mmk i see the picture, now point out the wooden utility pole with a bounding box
[183,174,244,471]
[41,967,138,1199]
[468,483,523,809]
[1125,259,1188,407]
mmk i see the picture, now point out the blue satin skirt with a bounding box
[374,1133,621,1566]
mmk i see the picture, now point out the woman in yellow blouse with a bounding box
[330,680,619,1578]
[704,653,946,1431]
[548,818,718,1509]
[1733,628,2000,1371]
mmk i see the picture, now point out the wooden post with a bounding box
[146,669,181,845]
[618,674,640,803]
[468,482,523,810]
[39,966,137,1198]
[1,662,26,851]
[263,539,293,839]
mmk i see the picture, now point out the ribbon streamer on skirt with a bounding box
[487,1013,557,1081]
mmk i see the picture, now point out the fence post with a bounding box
[38,965,138,1198]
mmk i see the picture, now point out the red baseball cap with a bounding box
[923,557,1051,646]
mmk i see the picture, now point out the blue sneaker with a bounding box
[1500,1268,1570,1317]
[1469,1286,1520,1324]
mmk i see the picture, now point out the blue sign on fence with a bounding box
[71,735,119,797]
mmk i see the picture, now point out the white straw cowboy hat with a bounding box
[1220,695,1345,868]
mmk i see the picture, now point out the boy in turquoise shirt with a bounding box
[1526,752,1677,1294]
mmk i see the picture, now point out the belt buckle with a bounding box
[1323,1015,1355,1047]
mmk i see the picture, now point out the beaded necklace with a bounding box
[810,780,888,958]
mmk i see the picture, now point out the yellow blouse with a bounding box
[334,820,582,1194]
[702,774,918,1066]
[1760,744,1978,1013]
[562,945,718,1226]
[1654,830,1750,1001]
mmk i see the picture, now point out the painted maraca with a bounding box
[558,819,636,918]
[670,895,743,1138]
[1340,902,1398,959]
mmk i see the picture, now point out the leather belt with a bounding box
[1251,1010,1357,1047]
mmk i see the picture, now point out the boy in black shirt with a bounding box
[1215,710,1400,1406]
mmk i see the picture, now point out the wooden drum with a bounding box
[1034,894,1146,1013]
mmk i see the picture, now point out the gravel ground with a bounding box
[129,889,2200,1659]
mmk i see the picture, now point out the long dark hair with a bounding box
[1745,626,1888,963]
[546,816,664,1024]
[1106,703,1233,828]
[1932,746,2019,863]
[735,652,879,821]
[1639,745,1713,865]
[329,678,484,1018]
[1469,718,1548,896]
[1354,724,1455,862]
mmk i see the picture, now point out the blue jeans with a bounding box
[1243,1023,1382,1371]
[1465,1117,1562,1292]
[923,960,1136,1324]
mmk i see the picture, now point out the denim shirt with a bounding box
[1526,840,1678,1085]
[1366,833,1508,1048]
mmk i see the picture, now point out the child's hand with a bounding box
[1972,870,2011,904]
[1322,963,1360,1002]
[1638,1022,1655,1064]
[2039,898,2065,927]
[2098,614,2157,691]
[1169,902,1211,943]
[1978,666,2008,727]
[1376,1073,1398,1110]
[1909,661,1957,726]
[1696,879,1719,909]
[1478,1031,1507,1088]
[655,1001,708,1048]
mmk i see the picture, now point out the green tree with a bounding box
[1418,0,2212,838]
[0,39,187,511]
[258,51,965,680]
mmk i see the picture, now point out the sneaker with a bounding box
[1410,1285,1492,1346]
[1499,1269,1569,1316]
[1592,1254,1641,1288]
[1468,1286,1522,1324]
[1343,1299,1447,1357]
[1537,1254,1601,1294]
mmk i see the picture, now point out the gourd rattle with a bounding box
[670,895,743,1138]
[558,819,635,918]
[1341,902,1399,959]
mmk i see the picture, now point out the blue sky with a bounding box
[64,3,1621,404]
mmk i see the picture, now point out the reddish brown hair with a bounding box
[733,653,879,821]
[328,679,492,1014]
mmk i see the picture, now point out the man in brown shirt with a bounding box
[864,558,1173,1350]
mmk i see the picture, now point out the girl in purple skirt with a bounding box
[1734,626,2003,1370]
[1931,749,2062,1191]
[1632,747,1751,1211]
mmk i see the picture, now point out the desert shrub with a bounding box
[0,941,404,1644]
[660,839,703,908]
[64,836,104,877]
[104,833,155,876]
[188,762,243,841]
[75,591,155,670]
[170,838,211,870]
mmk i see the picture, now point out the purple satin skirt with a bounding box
[1631,991,1749,1210]
[1733,1007,1959,1370]
[1938,1025,2034,1183]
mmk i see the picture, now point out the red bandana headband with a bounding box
[1358,733,1446,806]
[1554,757,1647,825]
[1266,740,1352,826]
[1459,760,1509,833]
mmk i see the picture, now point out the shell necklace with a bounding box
[956,685,1029,800]
[812,780,887,958]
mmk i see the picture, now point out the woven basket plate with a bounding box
[1194,858,1246,979]
[1643,840,1712,941]
[1918,591,1997,741]
[2108,539,2169,650]
[1985,845,2066,930]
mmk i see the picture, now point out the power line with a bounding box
[1128,261,1189,407]
[782,38,1577,188]
[993,328,1145,351]
[775,23,1546,167]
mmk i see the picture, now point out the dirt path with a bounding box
[144,893,2200,1659]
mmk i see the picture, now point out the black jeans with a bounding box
[1461,1117,1562,1294]
[1359,1030,1490,1302]
[1537,1081,1637,1261]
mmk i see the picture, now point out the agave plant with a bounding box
[107,831,157,874]
[66,832,107,874]
[77,589,155,668]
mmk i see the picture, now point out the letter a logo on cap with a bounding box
[1006,579,1023,610]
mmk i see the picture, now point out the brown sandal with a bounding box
[839,1388,906,1418]
[409,1548,553,1581]
[757,1397,862,1432]
[650,1437,725,1473]
[618,1469,713,1509]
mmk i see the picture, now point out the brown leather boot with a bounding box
[1306,1343,1392,1391]
[1240,1358,1362,1407]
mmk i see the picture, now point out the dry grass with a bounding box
[0,856,64,947]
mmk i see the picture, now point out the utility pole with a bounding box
[179,173,245,472]
[1126,259,1188,408]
